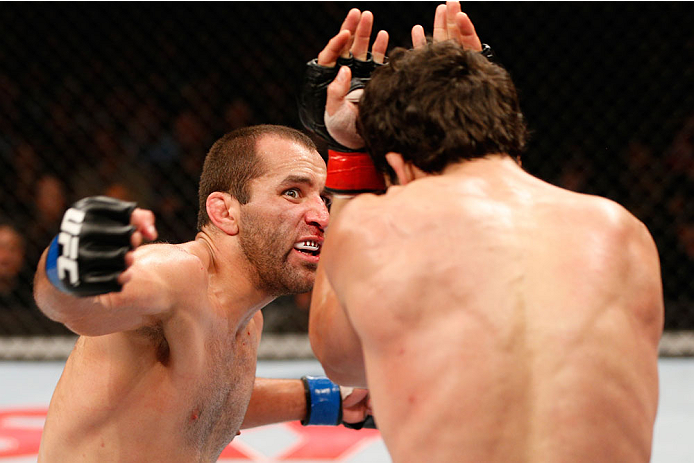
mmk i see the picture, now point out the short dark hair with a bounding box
[196,124,317,230]
[358,41,528,182]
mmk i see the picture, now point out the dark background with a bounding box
[1,2,692,335]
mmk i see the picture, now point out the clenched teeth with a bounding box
[294,241,320,252]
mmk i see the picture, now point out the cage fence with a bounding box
[0,2,692,358]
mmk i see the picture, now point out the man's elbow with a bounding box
[308,326,335,372]
[309,332,367,387]
[33,254,65,324]
[33,252,98,335]
[321,363,367,389]
[33,279,78,333]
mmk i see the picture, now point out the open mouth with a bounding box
[293,240,321,257]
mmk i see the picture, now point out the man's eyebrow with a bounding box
[279,175,315,187]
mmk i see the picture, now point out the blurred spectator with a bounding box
[124,98,180,175]
[104,182,138,203]
[149,109,211,243]
[224,98,256,132]
[71,127,154,209]
[0,220,74,335]
[153,195,194,243]
[4,142,44,223]
[0,223,30,309]
[0,73,20,154]
[677,218,694,263]
[24,174,68,270]
[556,146,595,194]
[665,114,694,177]
[619,141,669,224]
[174,109,210,175]
[35,174,68,227]
[0,221,71,335]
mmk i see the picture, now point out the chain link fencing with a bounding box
[0,3,692,356]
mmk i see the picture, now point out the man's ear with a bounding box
[385,152,427,186]
[206,192,240,236]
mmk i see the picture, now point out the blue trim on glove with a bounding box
[301,376,341,426]
[45,235,69,293]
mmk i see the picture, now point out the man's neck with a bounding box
[188,232,275,326]
[441,153,519,176]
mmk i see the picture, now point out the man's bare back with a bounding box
[38,242,262,462]
[304,11,663,463]
[323,157,663,463]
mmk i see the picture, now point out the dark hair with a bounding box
[358,41,528,182]
[196,124,317,230]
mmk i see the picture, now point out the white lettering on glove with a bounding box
[57,208,86,285]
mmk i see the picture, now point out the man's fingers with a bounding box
[372,30,389,63]
[131,208,157,242]
[342,388,371,425]
[130,231,143,249]
[117,268,132,286]
[339,8,361,35]
[118,253,136,286]
[432,4,447,42]
[352,10,373,61]
[431,1,482,50]
[339,8,361,58]
[411,25,426,49]
[325,66,351,116]
[342,388,369,408]
[318,30,352,67]
[455,12,482,51]
[446,1,463,42]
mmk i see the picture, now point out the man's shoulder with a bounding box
[132,242,209,293]
[135,242,204,266]
[570,193,644,236]
[333,192,388,225]
[341,186,410,215]
[564,193,658,267]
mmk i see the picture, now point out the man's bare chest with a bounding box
[181,326,259,453]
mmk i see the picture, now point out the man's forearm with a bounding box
[308,194,368,387]
[34,247,104,331]
[241,378,307,429]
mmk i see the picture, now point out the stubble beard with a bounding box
[238,211,316,296]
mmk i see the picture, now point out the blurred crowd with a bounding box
[0,4,692,333]
[1,69,692,334]
[0,67,318,335]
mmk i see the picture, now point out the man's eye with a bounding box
[322,195,333,210]
[284,188,300,199]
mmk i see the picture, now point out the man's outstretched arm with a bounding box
[33,196,197,336]
[241,376,373,429]
[300,6,386,389]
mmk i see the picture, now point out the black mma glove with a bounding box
[343,414,377,430]
[45,196,136,297]
[299,54,386,194]
[299,53,382,153]
[298,44,495,152]
[298,44,494,195]
[480,43,495,62]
